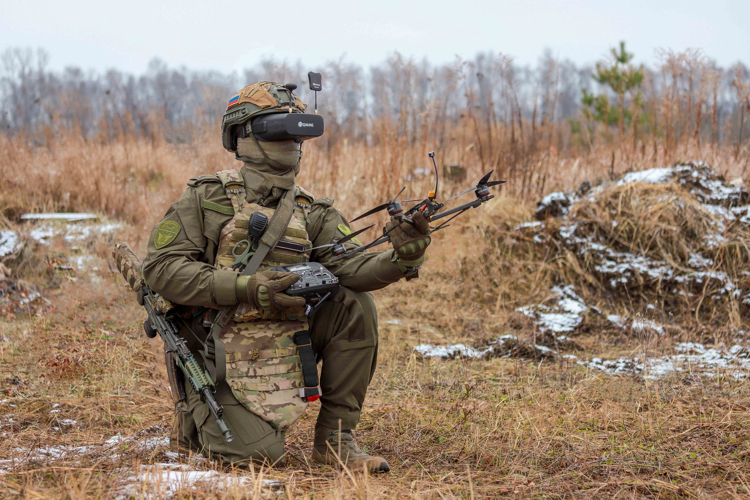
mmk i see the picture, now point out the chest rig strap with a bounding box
[206,182,297,385]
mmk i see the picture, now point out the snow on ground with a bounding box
[414,343,494,359]
[0,426,176,473]
[415,337,750,381]
[516,285,588,334]
[0,230,19,258]
[0,419,283,496]
[415,335,557,361]
[616,167,675,186]
[20,213,99,222]
[579,342,750,379]
[115,465,281,500]
[29,221,122,244]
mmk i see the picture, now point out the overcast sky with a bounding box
[1,0,748,75]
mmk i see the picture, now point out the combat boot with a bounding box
[312,427,390,473]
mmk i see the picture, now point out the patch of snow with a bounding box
[632,319,665,335]
[580,342,750,379]
[540,192,569,206]
[21,213,98,221]
[514,221,543,230]
[559,223,578,239]
[414,343,492,359]
[536,191,572,218]
[688,253,714,268]
[384,319,405,326]
[29,222,122,244]
[0,230,19,258]
[607,315,626,327]
[4,428,174,473]
[415,335,559,361]
[517,285,588,333]
[115,465,281,500]
[617,167,675,186]
[18,292,41,305]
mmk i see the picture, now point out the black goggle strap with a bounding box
[293,330,321,402]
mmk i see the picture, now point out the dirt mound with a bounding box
[515,161,750,327]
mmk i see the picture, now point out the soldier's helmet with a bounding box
[221,82,307,153]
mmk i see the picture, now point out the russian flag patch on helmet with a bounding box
[227,94,240,108]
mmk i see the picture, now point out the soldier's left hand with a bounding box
[240,270,307,314]
[385,212,431,267]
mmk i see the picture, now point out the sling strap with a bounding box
[293,330,321,402]
[204,184,297,385]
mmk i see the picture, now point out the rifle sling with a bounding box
[204,187,296,385]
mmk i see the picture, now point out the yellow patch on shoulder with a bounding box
[155,220,181,249]
[337,223,362,245]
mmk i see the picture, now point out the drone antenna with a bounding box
[428,151,438,200]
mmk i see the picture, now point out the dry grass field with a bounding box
[2,128,750,498]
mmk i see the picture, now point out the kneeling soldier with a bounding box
[141,82,431,472]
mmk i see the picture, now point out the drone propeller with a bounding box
[308,225,374,254]
[443,170,506,205]
[351,186,407,223]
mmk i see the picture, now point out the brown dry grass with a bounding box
[1,130,750,498]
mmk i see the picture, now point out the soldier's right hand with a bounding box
[237,270,306,313]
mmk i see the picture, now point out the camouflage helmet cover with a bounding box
[221,82,307,152]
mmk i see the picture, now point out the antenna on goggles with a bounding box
[308,72,322,114]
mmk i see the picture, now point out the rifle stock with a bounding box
[112,242,234,442]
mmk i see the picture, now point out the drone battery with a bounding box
[250,112,324,142]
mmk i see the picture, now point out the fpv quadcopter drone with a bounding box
[331,151,506,261]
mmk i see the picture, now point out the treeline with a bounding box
[1,45,749,162]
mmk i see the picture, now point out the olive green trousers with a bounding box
[171,288,379,465]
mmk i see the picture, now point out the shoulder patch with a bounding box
[295,186,315,205]
[201,199,235,216]
[312,197,334,208]
[187,174,220,188]
[155,220,181,249]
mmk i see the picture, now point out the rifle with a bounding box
[112,242,234,442]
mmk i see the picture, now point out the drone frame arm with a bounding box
[427,194,494,222]
[331,234,390,261]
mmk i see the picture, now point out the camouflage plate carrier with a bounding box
[214,169,314,430]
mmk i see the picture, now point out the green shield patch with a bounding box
[155,220,181,249]
[337,223,362,245]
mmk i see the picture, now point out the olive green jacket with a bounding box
[142,166,405,308]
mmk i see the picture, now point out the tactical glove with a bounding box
[385,212,431,267]
[235,271,306,313]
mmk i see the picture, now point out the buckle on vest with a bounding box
[299,387,322,402]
